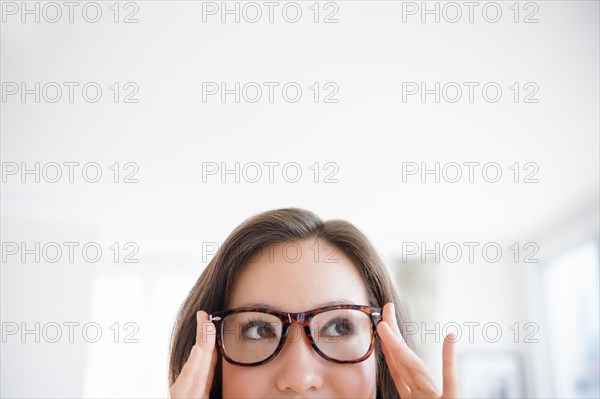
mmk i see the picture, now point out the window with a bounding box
[542,239,599,398]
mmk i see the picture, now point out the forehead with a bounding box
[227,239,370,312]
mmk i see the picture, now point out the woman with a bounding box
[168,208,460,398]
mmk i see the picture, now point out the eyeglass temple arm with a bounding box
[371,311,382,326]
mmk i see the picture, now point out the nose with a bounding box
[275,323,324,394]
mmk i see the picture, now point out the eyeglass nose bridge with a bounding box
[288,311,309,326]
[284,312,312,342]
[281,312,320,349]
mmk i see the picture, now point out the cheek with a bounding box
[222,360,272,399]
[329,355,378,398]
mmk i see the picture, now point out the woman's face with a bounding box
[222,239,378,399]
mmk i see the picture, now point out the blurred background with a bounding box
[1,1,598,398]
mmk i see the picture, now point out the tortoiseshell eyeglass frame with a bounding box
[208,304,383,366]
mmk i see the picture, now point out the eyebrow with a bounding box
[237,298,359,309]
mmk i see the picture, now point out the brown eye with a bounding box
[241,320,277,340]
[321,317,354,337]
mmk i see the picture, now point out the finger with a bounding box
[170,311,217,398]
[394,373,413,399]
[378,321,424,395]
[378,320,439,398]
[177,311,215,398]
[195,310,209,346]
[382,302,402,338]
[381,338,414,399]
[173,344,202,394]
[204,346,219,396]
[442,333,461,399]
[193,311,217,394]
[176,310,211,389]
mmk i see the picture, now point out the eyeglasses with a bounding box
[208,304,382,366]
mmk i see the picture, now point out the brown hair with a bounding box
[168,207,414,398]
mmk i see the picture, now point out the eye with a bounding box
[321,317,354,337]
[241,319,278,341]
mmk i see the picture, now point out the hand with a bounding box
[376,303,461,399]
[170,310,219,399]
